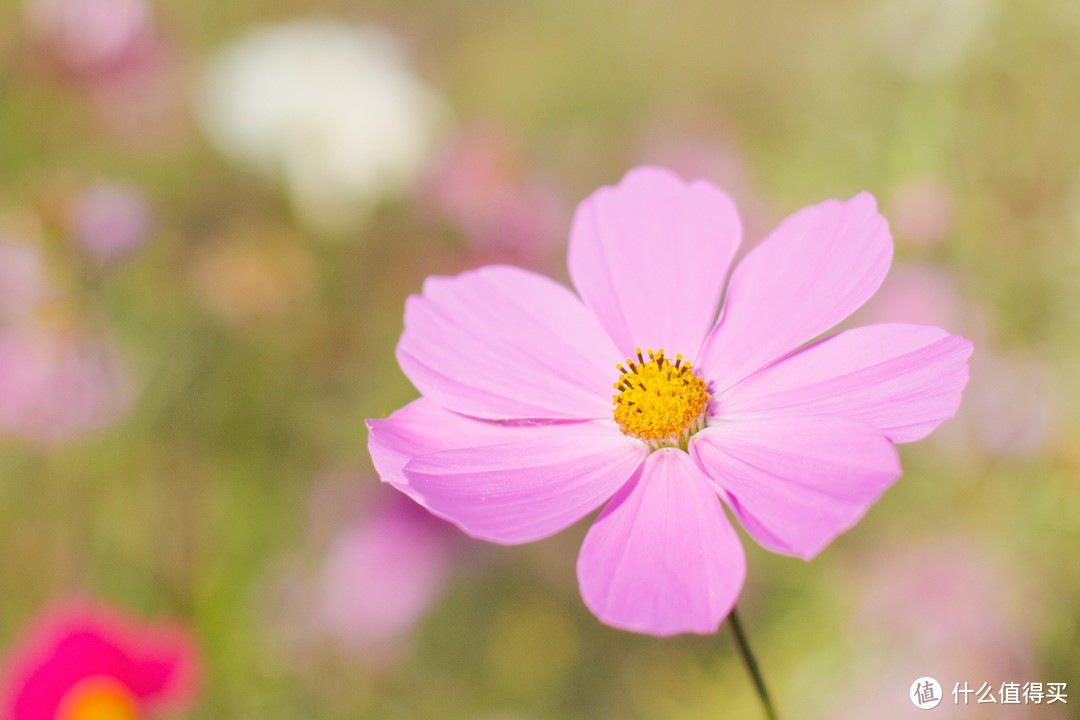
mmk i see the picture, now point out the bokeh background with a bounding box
[1,0,1079,717]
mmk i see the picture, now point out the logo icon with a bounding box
[911,677,943,709]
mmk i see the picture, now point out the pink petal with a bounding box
[698,193,892,391]
[567,167,741,362]
[403,421,646,544]
[717,323,973,443]
[691,416,901,560]
[396,265,621,419]
[367,397,543,505]
[576,449,745,636]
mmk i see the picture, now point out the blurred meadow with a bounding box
[1,0,1079,717]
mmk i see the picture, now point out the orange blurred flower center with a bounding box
[59,676,138,720]
[611,347,709,450]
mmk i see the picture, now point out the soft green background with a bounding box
[1,0,1078,717]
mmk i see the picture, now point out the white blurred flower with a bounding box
[866,0,998,78]
[196,20,447,234]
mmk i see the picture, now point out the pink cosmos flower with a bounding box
[0,604,199,720]
[633,121,778,247]
[367,167,973,636]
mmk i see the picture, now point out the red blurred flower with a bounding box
[0,604,199,720]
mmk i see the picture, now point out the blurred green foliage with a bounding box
[1,0,1079,718]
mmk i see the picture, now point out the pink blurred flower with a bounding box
[887,178,953,246]
[816,540,1043,719]
[68,182,150,265]
[314,494,457,655]
[89,41,186,146]
[854,540,1031,661]
[963,351,1057,458]
[262,479,462,666]
[368,167,972,636]
[24,0,186,145]
[852,263,968,332]
[421,123,567,269]
[0,603,199,720]
[24,0,154,79]
[0,328,132,444]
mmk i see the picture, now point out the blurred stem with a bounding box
[728,607,779,720]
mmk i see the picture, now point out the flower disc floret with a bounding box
[59,677,137,720]
[612,348,709,449]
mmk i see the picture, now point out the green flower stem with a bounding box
[729,607,779,720]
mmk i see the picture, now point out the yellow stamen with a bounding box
[59,677,138,720]
[612,348,709,450]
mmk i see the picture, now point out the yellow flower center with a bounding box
[611,348,709,450]
[58,677,138,720]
